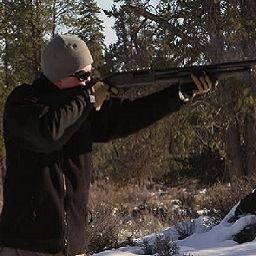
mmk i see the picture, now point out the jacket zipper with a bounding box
[63,172,68,256]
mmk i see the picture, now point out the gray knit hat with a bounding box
[41,35,93,82]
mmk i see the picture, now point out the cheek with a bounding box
[68,77,79,84]
[59,77,81,89]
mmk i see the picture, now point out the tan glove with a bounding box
[91,82,109,111]
[91,82,119,111]
[191,74,218,96]
[180,74,218,99]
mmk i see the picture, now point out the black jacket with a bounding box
[0,76,184,255]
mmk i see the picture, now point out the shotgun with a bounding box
[102,59,256,94]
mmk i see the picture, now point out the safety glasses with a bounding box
[70,69,93,81]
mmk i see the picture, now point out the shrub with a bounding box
[85,203,119,255]
[143,235,180,256]
[175,219,196,240]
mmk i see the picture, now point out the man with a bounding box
[0,34,215,256]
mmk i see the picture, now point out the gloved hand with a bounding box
[91,81,109,111]
[180,73,218,100]
[91,82,119,111]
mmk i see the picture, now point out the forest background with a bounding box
[1,0,256,191]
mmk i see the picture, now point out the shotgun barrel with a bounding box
[103,59,256,90]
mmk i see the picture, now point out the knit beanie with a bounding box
[41,35,93,83]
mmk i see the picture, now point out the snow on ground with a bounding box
[93,204,256,256]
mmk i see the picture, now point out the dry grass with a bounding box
[87,177,256,254]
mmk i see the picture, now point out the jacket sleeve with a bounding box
[3,85,93,153]
[91,84,185,142]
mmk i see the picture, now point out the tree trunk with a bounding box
[244,108,256,176]
[205,0,223,62]
[225,118,245,181]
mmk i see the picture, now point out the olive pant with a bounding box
[0,247,85,256]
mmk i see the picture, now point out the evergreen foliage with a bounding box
[70,0,106,77]
[97,0,256,184]
[0,0,256,186]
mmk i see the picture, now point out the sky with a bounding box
[93,203,256,256]
[97,0,117,46]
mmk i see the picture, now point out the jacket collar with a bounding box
[32,74,59,92]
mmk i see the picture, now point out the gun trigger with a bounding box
[192,70,206,77]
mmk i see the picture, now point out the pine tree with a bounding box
[105,0,157,71]
[70,0,106,75]
[0,0,52,86]
[103,0,256,184]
